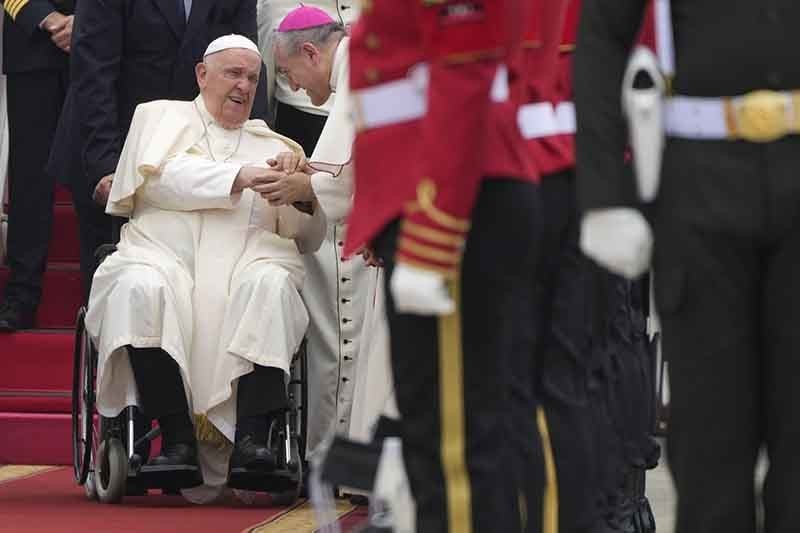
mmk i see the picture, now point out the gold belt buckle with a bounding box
[733,90,789,142]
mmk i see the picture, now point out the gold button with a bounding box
[360,0,373,11]
[365,33,380,50]
[365,67,380,82]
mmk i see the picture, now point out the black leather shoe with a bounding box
[148,442,198,467]
[230,435,276,472]
[0,300,35,333]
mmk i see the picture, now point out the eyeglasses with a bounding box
[306,157,352,178]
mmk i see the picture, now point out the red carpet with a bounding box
[0,466,367,532]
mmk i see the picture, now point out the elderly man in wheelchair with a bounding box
[79,34,325,502]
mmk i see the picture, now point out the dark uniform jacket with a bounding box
[47,0,265,197]
[574,0,800,211]
[2,0,73,74]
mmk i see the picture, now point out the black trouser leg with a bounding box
[71,186,113,302]
[4,69,67,309]
[755,138,800,533]
[652,139,766,533]
[274,101,328,156]
[127,346,193,446]
[236,365,287,444]
[534,171,603,532]
[374,179,542,533]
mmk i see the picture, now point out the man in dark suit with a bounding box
[47,0,267,295]
[0,0,74,331]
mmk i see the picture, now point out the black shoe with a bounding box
[0,300,35,332]
[230,435,277,472]
[148,442,198,467]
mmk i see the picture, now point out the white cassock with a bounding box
[85,96,326,490]
[302,37,397,459]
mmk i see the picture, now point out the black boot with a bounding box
[230,414,277,471]
[149,412,198,467]
[0,299,35,332]
[231,365,287,472]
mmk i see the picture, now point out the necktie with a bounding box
[178,0,191,22]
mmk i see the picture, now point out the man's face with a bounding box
[196,48,262,129]
[275,42,332,107]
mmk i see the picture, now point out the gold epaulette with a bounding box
[4,0,30,20]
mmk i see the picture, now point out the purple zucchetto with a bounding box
[277,5,336,32]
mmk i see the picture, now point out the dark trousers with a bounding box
[534,170,603,532]
[373,179,544,533]
[72,190,114,302]
[653,137,800,533]
[128,347,286,440]
[273,101,328,157]
[4,69,69,308]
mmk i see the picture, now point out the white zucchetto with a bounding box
[204,34,261,58]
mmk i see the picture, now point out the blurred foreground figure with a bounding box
[576,1,800,532]
[532,2,659,532]
[344,0,552,531]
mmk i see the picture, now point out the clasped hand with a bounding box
[234,152,314,206]
[41,12,73,53]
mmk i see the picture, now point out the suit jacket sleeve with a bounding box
[71,0,124,191]
[573,0,647,212]
[4,0,56,35]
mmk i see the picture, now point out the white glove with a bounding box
[390,262,455,316]
[580,207,653,279]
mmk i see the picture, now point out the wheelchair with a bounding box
[71,246,309,504]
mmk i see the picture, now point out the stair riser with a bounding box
[0,268,83,329]
[49,205,81,263]
[0,331,74,391]
[0,413,71,465]
[0,395,70,413]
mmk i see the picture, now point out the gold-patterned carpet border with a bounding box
[244,500,356,533]
[0,465,60,485]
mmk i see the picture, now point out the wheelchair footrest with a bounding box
[228,468,299,493]
[133,464,203,490]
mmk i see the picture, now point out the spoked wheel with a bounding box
[270,345,308,505]
[95,437,128,504]
[71,307,95,485]
[268,428,305,506]
[287,342,308,473]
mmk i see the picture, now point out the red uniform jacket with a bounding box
[346,0,529,277]
[554,0,655,170]
[518,0,571,176]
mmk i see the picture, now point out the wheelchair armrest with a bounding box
[94,243,118,265]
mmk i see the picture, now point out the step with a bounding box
[0,265,83,329]
[1,203,80,263]
[0,412,71,465]
[0,330,73,414]
[49,204,80,263]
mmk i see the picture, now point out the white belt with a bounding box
[664,91,800,142]
[517,101,576,139]
[353,63,511,130]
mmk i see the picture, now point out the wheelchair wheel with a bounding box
[71,307,95,485]
[95,438,128,504]
[84,453,98,500]
[288,342,308,469]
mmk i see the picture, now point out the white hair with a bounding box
[273,22,345,56]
